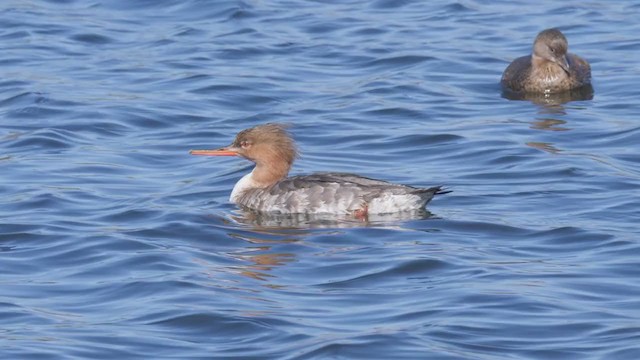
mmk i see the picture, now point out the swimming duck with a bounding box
[501,28,591,93]
[190,124,448,216]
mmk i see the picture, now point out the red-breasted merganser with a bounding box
[190,124,448,216]
[501,28,591,94]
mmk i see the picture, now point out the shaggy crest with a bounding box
[232,123,298,167]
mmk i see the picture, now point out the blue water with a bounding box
[2,1,640,359]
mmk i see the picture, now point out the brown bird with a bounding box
[501,28,591,94]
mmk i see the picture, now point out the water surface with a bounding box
[1,1,640,359]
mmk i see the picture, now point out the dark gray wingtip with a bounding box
[434,186,452,195]
[415,186,451,196]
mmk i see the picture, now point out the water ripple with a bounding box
[1,0,640,359]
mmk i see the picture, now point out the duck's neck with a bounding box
[252,160,290,186]
[531,54,567,83]
[229,160,290,202]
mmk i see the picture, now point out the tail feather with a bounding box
[416,186,451,196]
[412,186,450,209]
[434,186,452,196]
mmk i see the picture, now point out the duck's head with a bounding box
[190,123,298,169]
[532,28,570,74]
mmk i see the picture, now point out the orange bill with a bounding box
[189,147,238,156]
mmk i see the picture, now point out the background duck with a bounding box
[501,28,591,94]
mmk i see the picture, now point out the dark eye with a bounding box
[240,140,250,148]
[549,47,555,53]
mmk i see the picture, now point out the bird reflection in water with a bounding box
[230,250,295,283]
[202,209,438,284]
[530,118,570,132]
[526,141,562,154]
[506,84,593,152]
